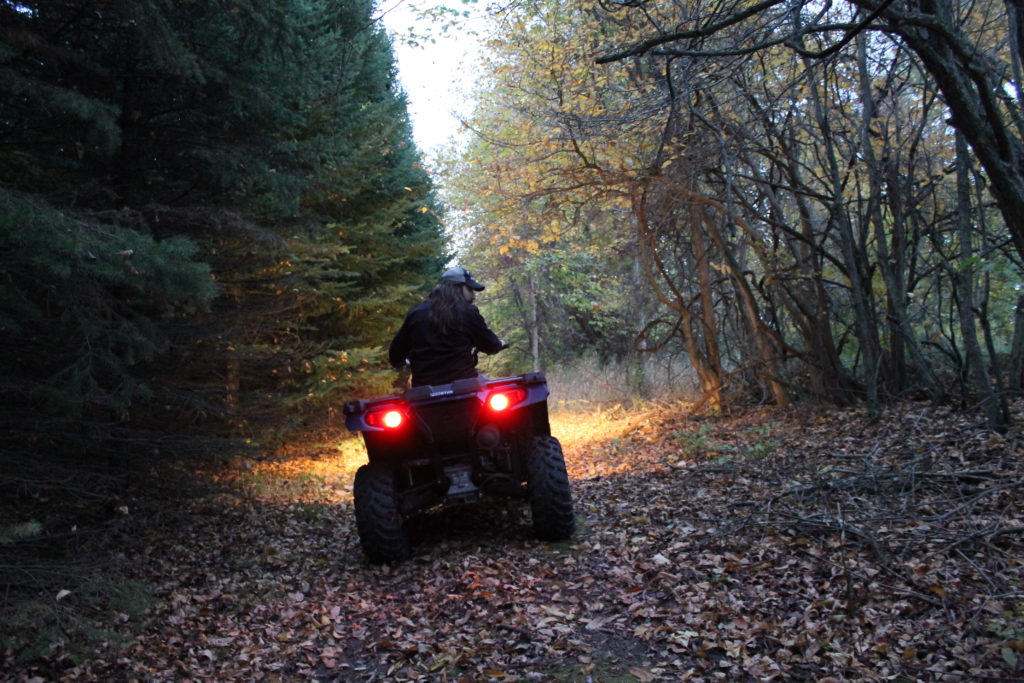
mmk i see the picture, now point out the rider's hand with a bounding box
[392,364,411,390]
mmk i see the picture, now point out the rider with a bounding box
[389,267,507,387]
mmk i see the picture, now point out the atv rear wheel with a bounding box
[353,464,410,563]
[525,435,575,541]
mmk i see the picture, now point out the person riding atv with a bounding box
[345,266,574,563]
[388,266,508,386]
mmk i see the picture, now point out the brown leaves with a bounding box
[29,400,1024,681]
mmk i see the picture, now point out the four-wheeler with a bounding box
[343,372,575,563]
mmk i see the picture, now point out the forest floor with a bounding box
[5,399,1024,681]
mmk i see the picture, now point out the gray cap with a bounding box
[442,266,485,291]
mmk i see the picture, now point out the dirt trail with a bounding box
[31,402,1024,680]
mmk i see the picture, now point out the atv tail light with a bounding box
[487,389,526,412]
[366,407,406,429]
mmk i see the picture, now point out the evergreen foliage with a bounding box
[0,0,446,448]
[0,186,216,421]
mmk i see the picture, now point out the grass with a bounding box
[668,421,780,464]
[542,353,698,407]
[744,423,780,459]
[674,424,711,458]
[235,434,367,504]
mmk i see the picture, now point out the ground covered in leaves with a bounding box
[6,400,1024,681]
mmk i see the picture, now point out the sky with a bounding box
[379,0,489,154]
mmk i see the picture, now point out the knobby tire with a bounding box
[353,464,411,564]
[526,435,576,541]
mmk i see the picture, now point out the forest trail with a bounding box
[29,402,1024,680]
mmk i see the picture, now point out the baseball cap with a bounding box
[441,266,485,291]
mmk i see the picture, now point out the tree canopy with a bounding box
[0,0,446,453]
[446,0,1021,427]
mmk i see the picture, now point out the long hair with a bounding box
[427,282,466,335]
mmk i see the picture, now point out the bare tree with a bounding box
[598,0,1024,265]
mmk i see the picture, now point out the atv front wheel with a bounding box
[525,435,575,541]
[353,464,410,563]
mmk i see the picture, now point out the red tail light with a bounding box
[366,407,406,429]
[487,389,526,412]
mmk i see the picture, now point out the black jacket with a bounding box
[388,300,504,386]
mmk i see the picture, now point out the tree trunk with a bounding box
[803,54,881,419]
[690,208,724,393]
[699,207,790,406]
[953,131,1006,429]
[226,348,241,436]
[856,30,945,404]
[777,127,860,404]
[635,189,724,409]
[527,270,541,373]
[1009,294,1024,393]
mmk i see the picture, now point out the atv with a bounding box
[343,372,575,563]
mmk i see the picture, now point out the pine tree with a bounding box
[0,0,446,445]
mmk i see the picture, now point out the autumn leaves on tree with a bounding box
[449,0,1022,426]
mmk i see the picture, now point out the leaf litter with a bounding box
[12,399,1024,681]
